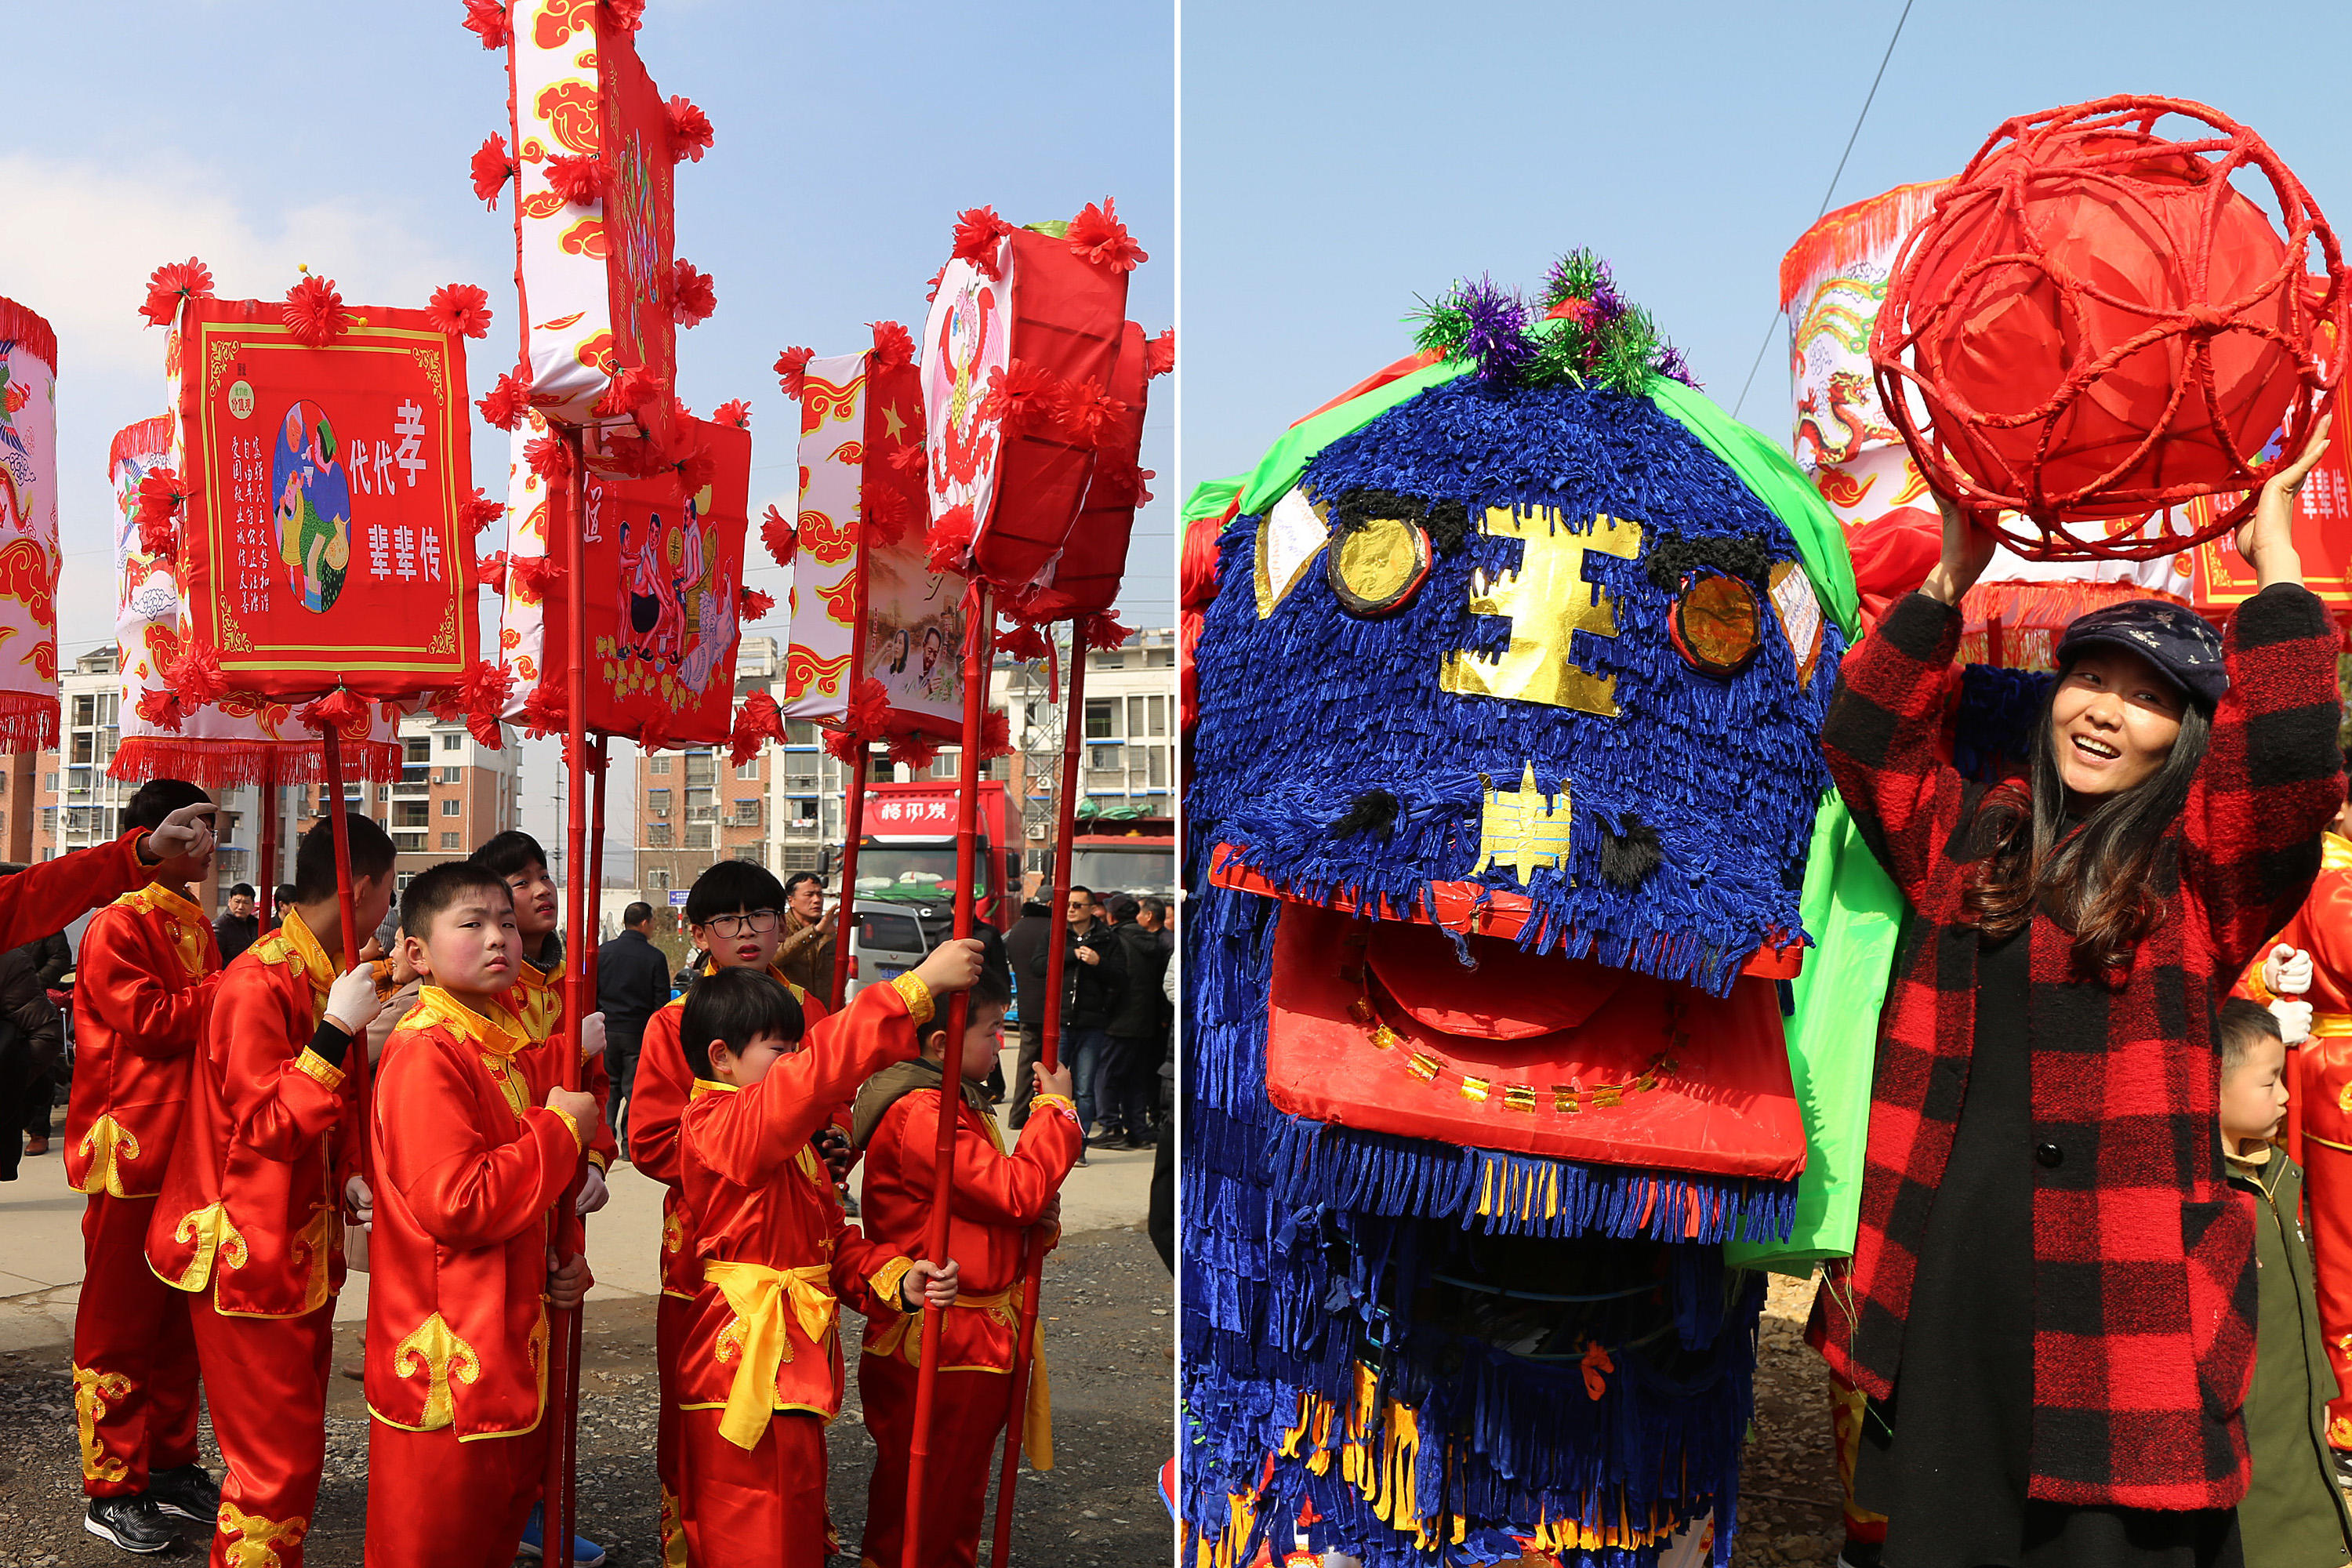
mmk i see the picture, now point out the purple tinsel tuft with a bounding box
[1657,345,1700,388]
[1458,277,1535,387]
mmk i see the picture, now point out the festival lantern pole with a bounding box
[826,518,876,1012]
[587,738,608,988]
[903,583,994,1567]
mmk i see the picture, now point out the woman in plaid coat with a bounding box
[1809,435,2345,1568]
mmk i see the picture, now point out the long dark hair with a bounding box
[1962,673,2212,971]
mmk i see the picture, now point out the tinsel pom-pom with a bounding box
[1457,278,1536,387]
[460,0,510,49]
[979,709,1012,760]
[471,134,516,209]
[670,434,716,495]
[713,399,751,430]
[601,0,644,33]
[951,207,1014,278]
[298,690,372,735]
[978,361,1062,435]
[427,282,493,340]
[138,258,213,327]
[169,645,228,709]
[729,691,784,766]
[869,320,916,370]
[1146,327,1175,379]
[887,734,940,771]
[524,434,570,486]
[477,367,528,430]
[927,503,976,573]
[459,661,514,749]
[664,95,713,163]
[282,274,352,348]
[670,260,716,327]
[545,154,604,206]
[774,347,813,401]
[885,441,926,475]
[760,505,797,568]
[1067,197,1147,273]
[519,683,570,740]
[463,489,504,535]
[1080,612,1134,652]
[136,688,184,733]
[741,587,775,621]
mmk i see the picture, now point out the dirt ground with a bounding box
[1729,1272,1846,1568]
[0,1225,1173,1567]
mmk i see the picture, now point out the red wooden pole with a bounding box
[544,427,591,1548]
[321,728,368,1190]
[256,751,277,927]
[903,583,992,1567]
[828,499,877,1012]
[587,739,608,991]
[989,625,1087,1566]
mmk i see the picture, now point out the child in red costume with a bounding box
[671,943,979,1567]
[852,964,1083,1568]
[65,779,226,1552]
[626,858,840,1558]
[145,815,399,1568]
[362,860,600,1568]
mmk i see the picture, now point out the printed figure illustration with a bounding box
[0,346,38,533]
[269,400,352,613]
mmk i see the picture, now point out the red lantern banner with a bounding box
[0,298,60,749]
[2184,390,2352,617]
[1011,318,1158,622]
[175,296,478,699]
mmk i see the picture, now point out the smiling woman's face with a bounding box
[2049,646,2186,797]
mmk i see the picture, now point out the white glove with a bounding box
[344,1174,375,1232]
[325,967,385,1036]
[579,1011,607,1064]
[143,801,217,863]
[575,1162,609,1215]
[2267,943,2315,998]
[2273,996,2316,1047]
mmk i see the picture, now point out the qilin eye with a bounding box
[1669,571,1762,677]
[1327,516,1432,617]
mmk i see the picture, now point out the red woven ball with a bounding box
[1871,96,2348,560]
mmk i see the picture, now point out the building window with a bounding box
[70,733,93,764]
[647,789,671,818]
[71,695,94,727]
[41,773,55,793]
[646,823,673,848]
[441,832,461,850]
[439,798,460,817]
[1148,746,1168,786]
[1091,745,1120,771]
[734,844,764,865]
[440,731,463,752]
[405,736,431,764]
[1147,694,1167,736]
[1128,695,1149,739]
[394,803,429,829]
[648,868,670,891]
[440,767,463,784]
[685,752,717,787]
[685,788,715,822]
[793,799,818,822]
[731,798,762,827]
[648,755,672,775]
[785,720,816,746]
[685,825,713,850]
[735,760,760,779]
[1084,699,1116,739]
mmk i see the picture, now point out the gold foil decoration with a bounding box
[1458,1076,1491,1105]
[1440,507,1642,715]
[1504,1084,1538,1114]
[1673,572,1762,677]
[1406,1051,1443,1082]
[1470,761,1575,886]
[1328,516,1432,615]
[1254,488,1330,618]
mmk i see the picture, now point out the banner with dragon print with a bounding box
[111,411,399,785]
[1783,180,2178,659]
[501,0,698,466]
[0,299,60,749]
[783,346,963,739]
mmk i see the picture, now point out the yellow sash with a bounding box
[865,1283,1054,1469]
[702,1260,837,1449]
[2310,1011,2352,1039]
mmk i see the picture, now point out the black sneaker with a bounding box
[84,1494,179,1553]
[147,1463,220,1523]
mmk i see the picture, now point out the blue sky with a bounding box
[1179,0,2352,488]
[3,0,1169,846]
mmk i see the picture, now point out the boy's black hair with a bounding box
[228,882,256,900]
[471,829,550,883]
[122,779,212,833]
[274,883,298,905]
[401,861,514,943]
[684,858,789,924]
[971,964,1012,1012]
[681,966,806,1080]
[292,815,397,902]
[1106,894,1141,924]
[2219,996,2284,1076]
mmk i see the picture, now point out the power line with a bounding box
[1730,0,1919,422]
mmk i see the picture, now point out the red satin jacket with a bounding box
[63,884,221,1199]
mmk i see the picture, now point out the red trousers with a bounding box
[857,1352,1012,1568]
[658,1292,687,1563]
[365,1418,547,1568]
[677,1406,827,1568]
[72,1192,199,1497]
[187,1289,333,1568]
[2307,1124,2352,1450]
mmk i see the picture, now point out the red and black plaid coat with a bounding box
[1807,586,2345,1509]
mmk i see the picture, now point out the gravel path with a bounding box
[1731,1271,1846,1568]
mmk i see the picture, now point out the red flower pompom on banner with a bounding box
[924,264,947,304]
[545,154,604,206]
[774,347,813,401]
[996,622,1051,661]
[1081,612,1134,652]
[136,507,178,564]
[282,274,351,347]
[869,321,915,370]
[740,587,775,622]
[169,645,228,710]
[729,691,784,767]
[601,0,644,33]
[635,711,676,755]
[665,96,714,164]
[524,434,570,486]
[459,661,515,749]
[670,260,716,328]
[979,709,1012,761]
[427,282,493,340]
[1146,327,1175,379]
[822,727,865,765]
[862,485,915,550]
[594,361,662,417]
[298,690,372,735]
[477,367,528,430]
[1057,377,1127,447]
[952,207,1014,279]
[136,688,184,733]
[888,734,941,771]
[519,684,570,740]
[471,134,516,209]
[927,503,976,573]
[476,551,511,593]
[460,0,510,49]
[134,468,187,529]
[760,505,797,568]
[844,677,890,738]
[1067,198,1146,273]
[463,489,504,535]
[506,551,558,604]
[673,440,717,495]
[713,399,751,430]
[885,441,926,474]
[979,361,1063,434]
[138,258,213,328]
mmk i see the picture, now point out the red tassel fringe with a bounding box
[111,736,404,789]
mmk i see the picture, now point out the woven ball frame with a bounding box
[1871,95,2349,561]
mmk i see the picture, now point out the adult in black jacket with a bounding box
[213,883,260,965]
[0,933,67,1168]
[1027,885,1124,1140]
[1096,895,1171,1147]
[1002,897,1055,1127]
[596,901,673,1157]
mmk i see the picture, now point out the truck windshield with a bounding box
[851,847,989,901]
[1071,848,1175,900]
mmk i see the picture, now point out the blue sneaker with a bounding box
[517,1501,607,1567]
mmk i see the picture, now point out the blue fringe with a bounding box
[1955,664,2056,783]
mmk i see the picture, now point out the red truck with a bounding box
[1069,814,1176,904]
[849,780,1023,946]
